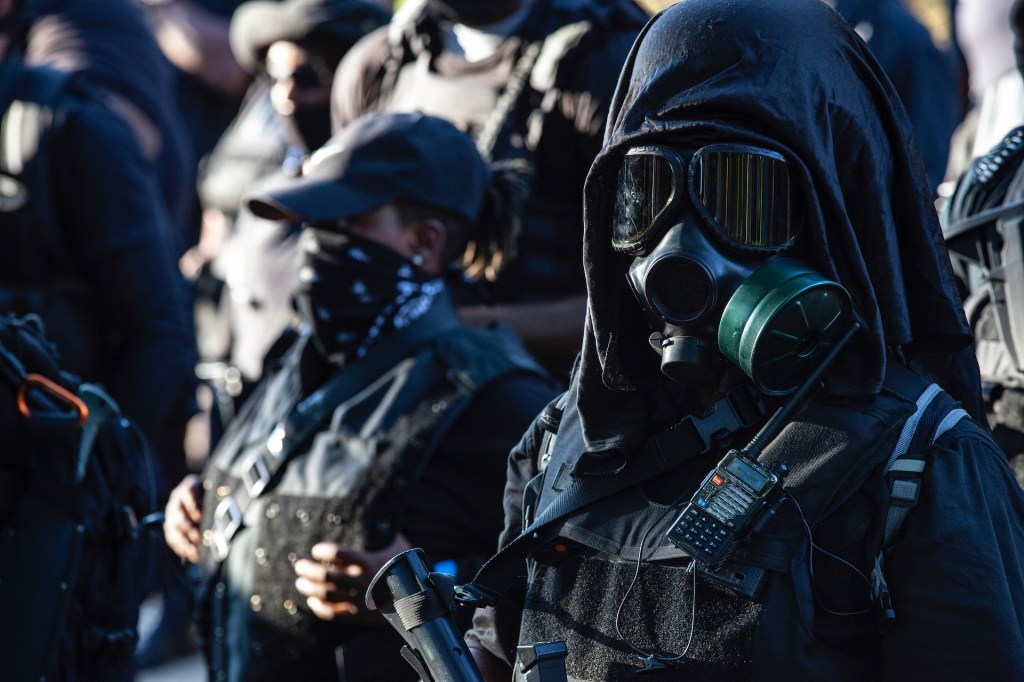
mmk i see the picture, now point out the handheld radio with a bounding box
[667,320,861,572]
[666,449,784,571]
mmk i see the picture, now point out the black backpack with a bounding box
[0,314,160,682]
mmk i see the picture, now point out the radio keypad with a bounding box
[672,507,730,558]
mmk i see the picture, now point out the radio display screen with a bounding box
[725,456,769,494]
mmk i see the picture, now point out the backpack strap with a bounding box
[880,384,968,546]
[871,382,968,631]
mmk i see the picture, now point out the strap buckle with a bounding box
[693,385,764,448]
[241,451,271,497]
[211,496,242,561]
[453,581,502,607]
[885,457,926,508]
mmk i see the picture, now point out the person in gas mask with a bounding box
[331,0,647,378]
[163,112,559,682]
[459,0,1024,679]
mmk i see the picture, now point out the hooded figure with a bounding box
[462,1,1024,680]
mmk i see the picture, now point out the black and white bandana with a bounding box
[297,227,444,365]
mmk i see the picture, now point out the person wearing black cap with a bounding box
[331,0,648,379]
[455,0,1024,679]
[163,111,559,681]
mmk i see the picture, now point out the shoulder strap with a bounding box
[881,383,967,546]
[208,295,462,563]
[386,323,554,541]
[871,382,967,631]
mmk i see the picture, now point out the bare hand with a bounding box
[163,474,203,563]
[294,533,413,621]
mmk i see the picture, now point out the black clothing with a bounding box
[832,0,962,193]
[469,363,1024,681]
[579,0,981,453]
[197,293,558,681]
[23,0,197,254]
[0,57,197,489]
[465,1,1021,679]
[331,0,646,303]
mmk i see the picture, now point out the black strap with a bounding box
[209,294,463,562]
[455,384,766,606]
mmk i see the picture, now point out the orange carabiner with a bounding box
[17,373,89,427]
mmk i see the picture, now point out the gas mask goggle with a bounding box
[612,144,852,395]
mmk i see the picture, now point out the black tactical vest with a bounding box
[518,364,954,681]
[198,297,547,681]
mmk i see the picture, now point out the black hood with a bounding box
[578,0,980,452]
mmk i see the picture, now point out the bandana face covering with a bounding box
[297,227,444,365]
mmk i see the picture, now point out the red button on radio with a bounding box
[712,475,724,486]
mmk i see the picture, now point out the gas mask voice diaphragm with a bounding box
[613,144,852,395]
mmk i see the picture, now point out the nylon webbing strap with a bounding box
[885,383,941,471]
[881,384,967,545]
[455,385,766,606]
[209,296,462,562]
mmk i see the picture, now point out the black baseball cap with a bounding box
[247,112,493,224]
[229,0,389,74]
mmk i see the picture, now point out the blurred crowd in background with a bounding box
[0,0,1020,678]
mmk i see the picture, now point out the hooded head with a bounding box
[578,0,979,451]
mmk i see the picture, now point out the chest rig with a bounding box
[197,295,545,679]
[505,364,967,681]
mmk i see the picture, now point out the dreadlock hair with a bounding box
[459,157,531,283]
[395,159,528,281]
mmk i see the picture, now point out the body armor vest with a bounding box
[199,296,546,681]
[518,363,959,681]
[378,0,645,302]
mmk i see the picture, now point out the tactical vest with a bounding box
[377,0,646,302]
[518,363,966,681]
[0,58,102,380]
[198,296,547,681]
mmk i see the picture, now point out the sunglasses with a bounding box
[612,144,802,256]
[267,57,333,91]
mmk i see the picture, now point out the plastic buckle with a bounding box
[727,384,766,427]
[241,451,271,497]
[211,496,242,561]
[453,581,502,607]
[888,478,921,507]
[693,396,743,448]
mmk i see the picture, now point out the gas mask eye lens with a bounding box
[612,149,679,253]
[691,145,799,252]
[611,144,800,255]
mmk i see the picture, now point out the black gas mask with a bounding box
[427,0,526,25]
[613,144,852,395]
